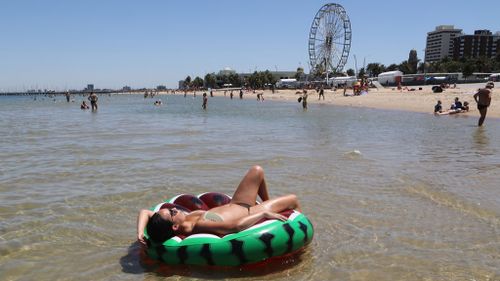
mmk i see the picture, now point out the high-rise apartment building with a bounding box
[86,84,94,91]
[453,30,500,60]
[425,25,463,63]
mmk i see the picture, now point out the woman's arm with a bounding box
[193,211,286,236]
[136,209,154,246]
[235,211,286,231]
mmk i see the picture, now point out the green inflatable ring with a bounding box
[144,193,314,266]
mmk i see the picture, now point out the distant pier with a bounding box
[0,90,151,96]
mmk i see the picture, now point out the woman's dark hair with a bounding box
[146,213,175,243]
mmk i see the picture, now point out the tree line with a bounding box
[182,70,277,89]
[182,51,500,89]
[360,51,500,79]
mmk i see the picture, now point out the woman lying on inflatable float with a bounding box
[137,165,314,266]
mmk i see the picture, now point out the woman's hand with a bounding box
[263,211,287,221]
[136,209,154,247]
[137,231,147,247]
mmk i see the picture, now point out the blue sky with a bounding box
[0,0,498,91]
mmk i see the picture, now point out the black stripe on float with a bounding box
[200,243,214,265]
[259,232,275,257]
[283,223,295,253]
[298,221,309,242]
[305,217,314,233]
[230,239,247,265]
[177,246,188,264]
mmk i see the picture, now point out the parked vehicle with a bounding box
[489,73,500,82]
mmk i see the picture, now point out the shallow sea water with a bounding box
[0,93,499,280]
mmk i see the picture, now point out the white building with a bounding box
[425,25,463,63]
[328,76,357,87]
[218,67,236,76]
[275,78,297,89]
[377,71,403,85]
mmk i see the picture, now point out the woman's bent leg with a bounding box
[252,194,301,213]
[231,165,270,206]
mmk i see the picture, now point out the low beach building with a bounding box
[238,70,297,82]
[377,71,403,86]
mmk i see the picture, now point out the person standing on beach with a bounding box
[65,91,71,102]
[318,86,325,100]
[473,82,494,126]
[202,93,208,110]
[88,92,98,111]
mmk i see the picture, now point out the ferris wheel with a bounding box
[308,3,352,75]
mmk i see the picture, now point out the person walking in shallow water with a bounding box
[318,86,325,100]
[296,90,308,109]
[88,92,98,111]
[474,82,494,126]
[302,90,308,109]
[202,93,208,110]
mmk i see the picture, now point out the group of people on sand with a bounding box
[434,82,494,127]
[430,83,458,93]
[434,97,469,115]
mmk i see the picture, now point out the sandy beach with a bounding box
[206,82,498,119]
